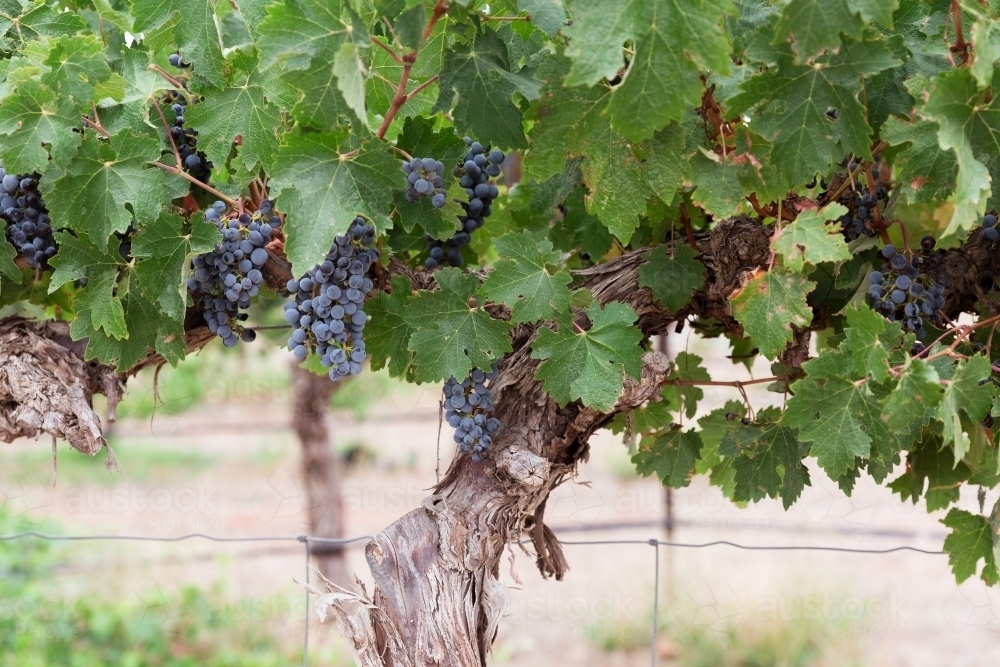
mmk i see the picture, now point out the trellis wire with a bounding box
[0,531,946,667]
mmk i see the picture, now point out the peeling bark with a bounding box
[0,317,121,467]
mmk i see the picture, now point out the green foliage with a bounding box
[1,0,1000,589]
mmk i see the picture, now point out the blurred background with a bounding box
[1,326,999,667]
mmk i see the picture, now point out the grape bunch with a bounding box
[0,165,56,269]
[161,94,212,181]
[443,366,501,461]
[403,157,447,208]
[866,243,946,340]
[833,159,889,241]
[981,212,998,243]
[282,218,378,381]
[188,200,280,347]
[424,138,505,269]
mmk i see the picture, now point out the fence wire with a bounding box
[0,530,946,667]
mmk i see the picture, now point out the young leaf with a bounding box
[771,203,852,272]
[532,301,644,411]
[730,269,815,360]
[632,426,704,489]
[479,231,572,324]
[638,243,706,313]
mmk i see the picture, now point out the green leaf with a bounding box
[0,0,87,51]
[936,355,995,463]
[728,36,898,189]
[922,69,999,238]
[365,275,416,378]
[0,79,81,174]
[638,243,705,314]
[480,231,572,324]
[532,300,644,411]
[405,269,514,382]
[518,0,566,37]
[841,304,902,384]
[48,231,126,339]
[39,35,114,106]
[270,136,398,273]
[433,27,539,150]
[0,236,21,284]
[969,11,1000,89]
[941,507,1000,585]
[731,269,815,360]
[882,357,943,431]
[43,130,176,249]
[132,212,220,320]
[880,116,957,204]
[131,0,226,88]
[772,203,852,272]
[632,426,704,488]
[718,421,810,509]
[184,49,282,172]
[773,0,865,62]
[783,349,891,478]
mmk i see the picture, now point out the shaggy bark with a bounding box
[291,362,349,586]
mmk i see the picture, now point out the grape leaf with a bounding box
[923,69,998,238]
[969,11,1000,89]
[880,116,957,204]
[404,268,514,382]
[43,130,177,249]
[772,203,852,272]
[0,0,87,51]
[941,507,1000,585]
[365,275,416,378]
[731,269,815,360]
[637,243,705,314]
[841,304,902,383]
[783,348,891,478]
[694,401,746,497]
[269,136,398,273]
[48,231,126,339]
[0,236,20,283]
[184,49,282,172]
[718,421,810,509]
[882,357,943,431]
[0,79,81,175]
[132,212,220,320]
[531,301,644,411]
[728,37,898,189]
[433,27,539,150]
[131,0,226,88]
[518,0,566,37]
[889,431,969,511]
[479,231,572,324]
[773,0,865,62]
[39,34,114,106]
[632,426,704,489]
[936,355,994,464]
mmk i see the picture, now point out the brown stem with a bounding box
[864,163,884,228]
[375,0,449,139]
[679,203,699,250]
[897,218,912,256]
[480,15,530,21]
[951,0,970,65]
[81,116,110,138]
[403,74,440,103]
[150,161,236,206]
[147,64,190,97]
[151,96,183,168]
[371,36,404,65]
[389,145,414,161]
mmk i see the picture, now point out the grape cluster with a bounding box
[981,212,998,242]
[424,138,504,269]
[443,366,501,461]
[866,243,946,340]
[0,166,56,268]
[163,94,212,181]
[833,159,889,241]
[188,200,280,347]
[403,157,447,208]
[282,218,378,381]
